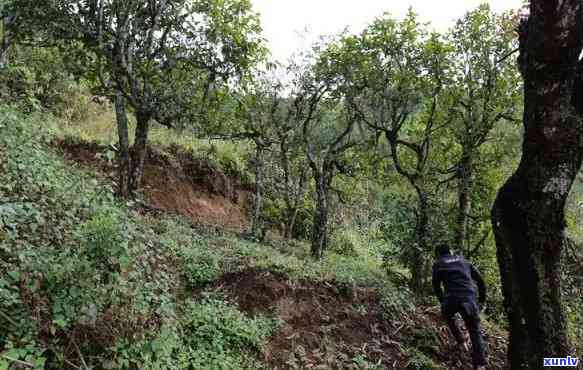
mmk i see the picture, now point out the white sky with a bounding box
[252,0,524,62]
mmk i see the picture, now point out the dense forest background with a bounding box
[0,0,581,369]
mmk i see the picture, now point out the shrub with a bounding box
[329,228,365,257]
[80,206,130,276]
[405,348,439,370]
[0,46,90,119]
[182,249,222,288]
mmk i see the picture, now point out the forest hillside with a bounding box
[1,0,582,369]
[1,105,511,369]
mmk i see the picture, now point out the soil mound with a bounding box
[57,139,251,231]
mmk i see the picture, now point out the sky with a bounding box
[252,0,524,62]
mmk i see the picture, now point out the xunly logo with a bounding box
[543,356,579,367]
[443,257,461,263]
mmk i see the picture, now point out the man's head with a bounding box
[435,243,451,258]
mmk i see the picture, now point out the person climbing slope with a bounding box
[432,243,487,370]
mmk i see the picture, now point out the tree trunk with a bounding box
[283,207,299,240]
[0,17,7,69]
[311,166,331,259]
[281,139,295,239]
[455,148,473,253]
[115,92,132,198]
[411,186,429,292]
[130,111,150,191]
[283,166,307,239]
[250,144,265,239]
[491,2,582,367]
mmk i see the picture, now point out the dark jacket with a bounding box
[432,254,486,304]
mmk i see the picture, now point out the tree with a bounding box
[346,12,451,290]
[275,105,309,240]
[10,0,264,196]
[448,5,522,254]
[491,1,583,367]
[228,71,285,239]
[289,45,362,258]
[301,104,360,259]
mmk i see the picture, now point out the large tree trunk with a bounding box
[455,148,473,253]
[115,92,132,198]
[250,144,265,239]
[311,165,332,259]
[491,2,583,367]
[130,111,150,191]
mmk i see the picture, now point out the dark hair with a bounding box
[435,243,451,257]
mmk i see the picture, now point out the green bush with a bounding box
[80,206,130,276]
[0,46,90,120]
[106,296,274,369]
[330,228,365,257]
[182,248,222,288]
[181,296,274,352]
[0,107,181,368]
[405,348,439,370]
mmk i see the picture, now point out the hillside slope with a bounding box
[0,108,508,369]
[57,138,252,232]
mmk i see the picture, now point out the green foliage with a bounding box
[0,103,523,368]
[379,284,415,318]
[80,206,131,275]
[182,297,274,359]
[190,140,251,181]
[110,296,274,370]
[11,0,266,129]
[0,106,272,368]
[329,228,365,257]
[405,348,439,370]
[0,46,90,120]
[4,0,582,364]
[407,327,440,357]
[178,242,223,289]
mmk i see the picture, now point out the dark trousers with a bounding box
[441,296,486,368]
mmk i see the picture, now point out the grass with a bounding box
[57,101,251,177]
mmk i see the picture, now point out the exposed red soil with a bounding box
[204,269,508,370]
[57,139,251,231]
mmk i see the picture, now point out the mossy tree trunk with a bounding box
[455,147,473,253]
[310,160,334,259]
[130,110,151,191]
[114,92,132,197]
[491,1,583,367]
